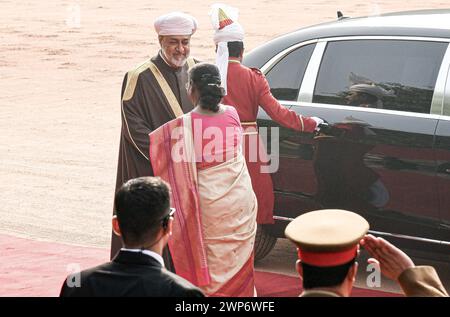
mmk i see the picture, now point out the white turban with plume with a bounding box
[154,11,198,36]
[209,3,245,94]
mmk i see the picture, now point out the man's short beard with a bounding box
[161,49,188,68]
[170,56,187,67]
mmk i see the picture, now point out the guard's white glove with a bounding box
[311,117,325,131]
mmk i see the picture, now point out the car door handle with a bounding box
[446,169,450,174]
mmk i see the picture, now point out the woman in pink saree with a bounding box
[149,63,257,296]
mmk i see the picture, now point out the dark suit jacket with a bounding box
[60,250,204,297]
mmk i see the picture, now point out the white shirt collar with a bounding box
[120,248,165,267]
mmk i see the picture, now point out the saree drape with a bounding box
[149,113,257,296]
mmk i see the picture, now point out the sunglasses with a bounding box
[162,207,176,229]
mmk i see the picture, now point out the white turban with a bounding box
[154,12,198,36]
[350,84,395,98]
[209,4,245,95]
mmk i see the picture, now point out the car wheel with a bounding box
[254,224,277,262]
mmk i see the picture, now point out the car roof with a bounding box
[317,9,450,31]
[244,9,450,69]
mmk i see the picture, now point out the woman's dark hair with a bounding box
[188,62,225,112]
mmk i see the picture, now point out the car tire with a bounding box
[254,225,277,262]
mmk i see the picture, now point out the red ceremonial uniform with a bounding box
[223,59,318,224]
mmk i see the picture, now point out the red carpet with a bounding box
[0,234,110,296]
[0,234,400,297]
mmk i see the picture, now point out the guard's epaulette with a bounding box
[250,67,264,76]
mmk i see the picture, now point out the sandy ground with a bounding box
[1,0,450,249]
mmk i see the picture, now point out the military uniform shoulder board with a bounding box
[250,67,264,76]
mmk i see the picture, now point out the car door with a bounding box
[256,42,319,235]
[264,37,449,249]
[435,107,450,247]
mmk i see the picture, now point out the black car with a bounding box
[244,9,450,261]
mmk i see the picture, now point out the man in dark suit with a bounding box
[60,177,204,297]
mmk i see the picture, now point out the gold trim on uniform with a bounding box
[241,122,258,135]
[187,57,195,69]
[121,59,153,160]
[120,57,196,160]
[122,59,152,102]
[148,61,184,117]
[299,115,304,132]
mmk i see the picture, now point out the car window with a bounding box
[265,43,316,101]
[313,40,448,114]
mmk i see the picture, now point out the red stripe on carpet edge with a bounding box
[0,234,401,297]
